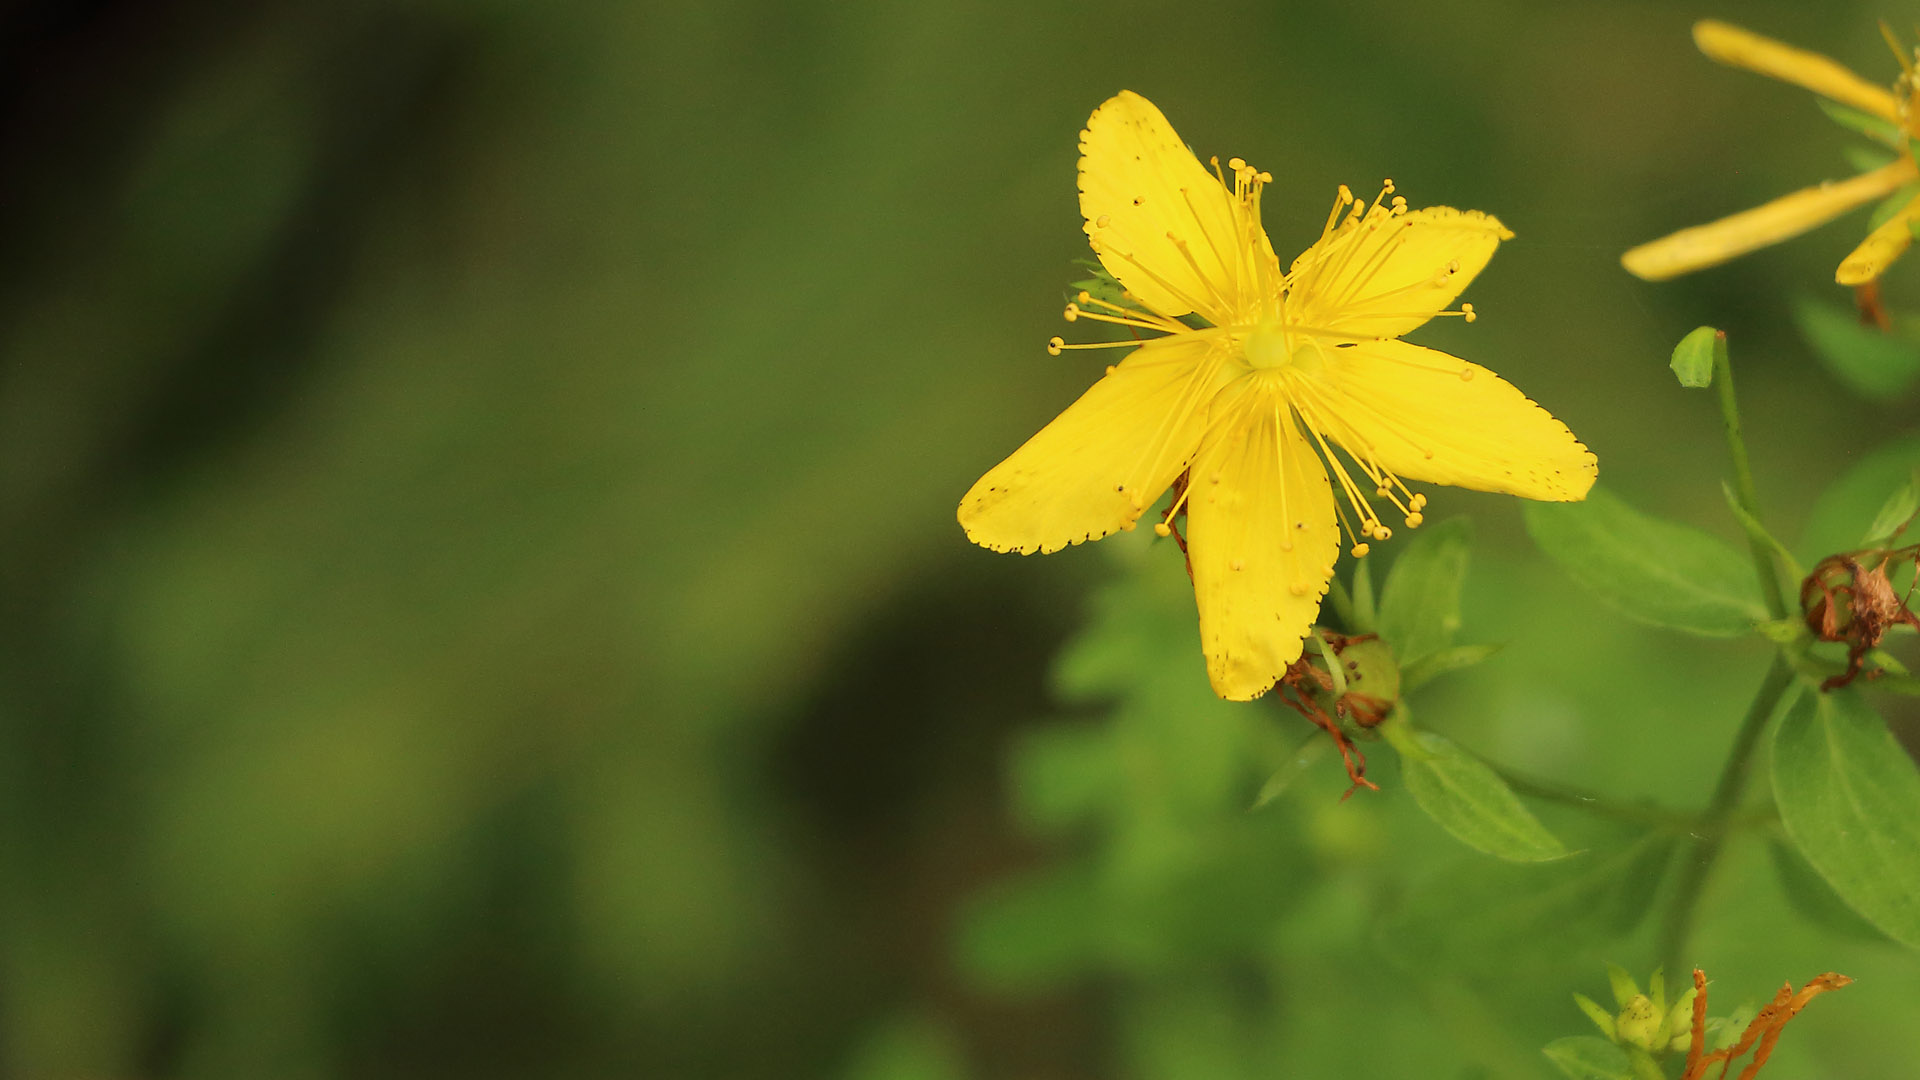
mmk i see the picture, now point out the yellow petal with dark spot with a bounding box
[959,337,1230,555]
[1303,340,1596,502]
[1289,205,1510,339]
[1185,378,1340,701]
[1837,191,1920,284]
[1078,91,1251,322]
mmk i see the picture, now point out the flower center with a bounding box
[1243,322,1289,369]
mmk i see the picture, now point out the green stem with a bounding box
[1712,337,1789,620]
[1656,656,1797,979]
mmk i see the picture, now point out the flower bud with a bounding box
[1615,993,1662,1051]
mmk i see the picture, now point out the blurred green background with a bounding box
[2,1,1917,1076]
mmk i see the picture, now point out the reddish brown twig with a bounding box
[1678,968,1851,1080]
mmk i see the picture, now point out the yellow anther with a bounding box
[1382,178,1395,192]
[1337,184,1354,203]
[1077,290,1092,303]
[1289,582,1309,597]
[1257,171,1272,183]
[1461,302,1476,323]
[1230,559,1246,572]
[1132,195,1145,206]
[1105,365,1116,375]
[1228,156,1247,171]
[1095,214,1111,228]
[1405,513,1424,529]
[1373,524,1392,541]
[1374,485,1390,497]
[1410,494,1427,511]
[1153,522,1172,537]
[1064,303,1080,321]
[1392,195,1407,210]
[1447,259,1460,273]
[1350,542,1370,558]
[1459,367,1475,381]
[1047,336,1064,355]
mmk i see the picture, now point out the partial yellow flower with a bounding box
[958,91,1596,701]
[1623,20,1920,285]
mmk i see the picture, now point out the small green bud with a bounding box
[1616,993,1661,1051]
[1332,634,1399,726]
[1668,326,1720,389]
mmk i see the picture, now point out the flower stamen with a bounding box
[1090,238,1215,318]
[1165,226,1236,313]
[1117,351,1234,511]
[1181,186,1244,302]
[1289,394,1392,546]
[1048,336,1156,353]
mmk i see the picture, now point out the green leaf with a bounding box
[1818,98,1905,147]
[1543,1036,1635,1080]
[1792,294,1920,400]
[1524,486,1766,637]
[1772,686,1920,948]
[1382,717,1567,862]
[1376,517,1471,667]
[1766,838,1889,942]
[1667,325,1720,389]
[1844,143,1900,173]
[1349,554,1377,634]
[1401,642,1502,693]
[1068,257,1133,312]
[1605,962,1639,1008]
[1802,435,1920,562]
[1249,732,1329,810]
[1863,470,1920,546]
[1572,993,1616,1040]
[1379,833,1669,977]
[1869,183,1920,230]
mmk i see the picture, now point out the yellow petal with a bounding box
[1621,157,1918,280]
[1694,20,1901,121]
[1078,91,1248,321]
[1185,378,1340,701]
[1837,191,1920,284]
[1299,340,1596,502]
[1289,205,1511,339]
[959,337,1231,555]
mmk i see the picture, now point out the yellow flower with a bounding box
[1622,20,1920,285]
[958,91,1596,701]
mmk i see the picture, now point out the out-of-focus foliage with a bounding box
[1,1,1918,1078]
